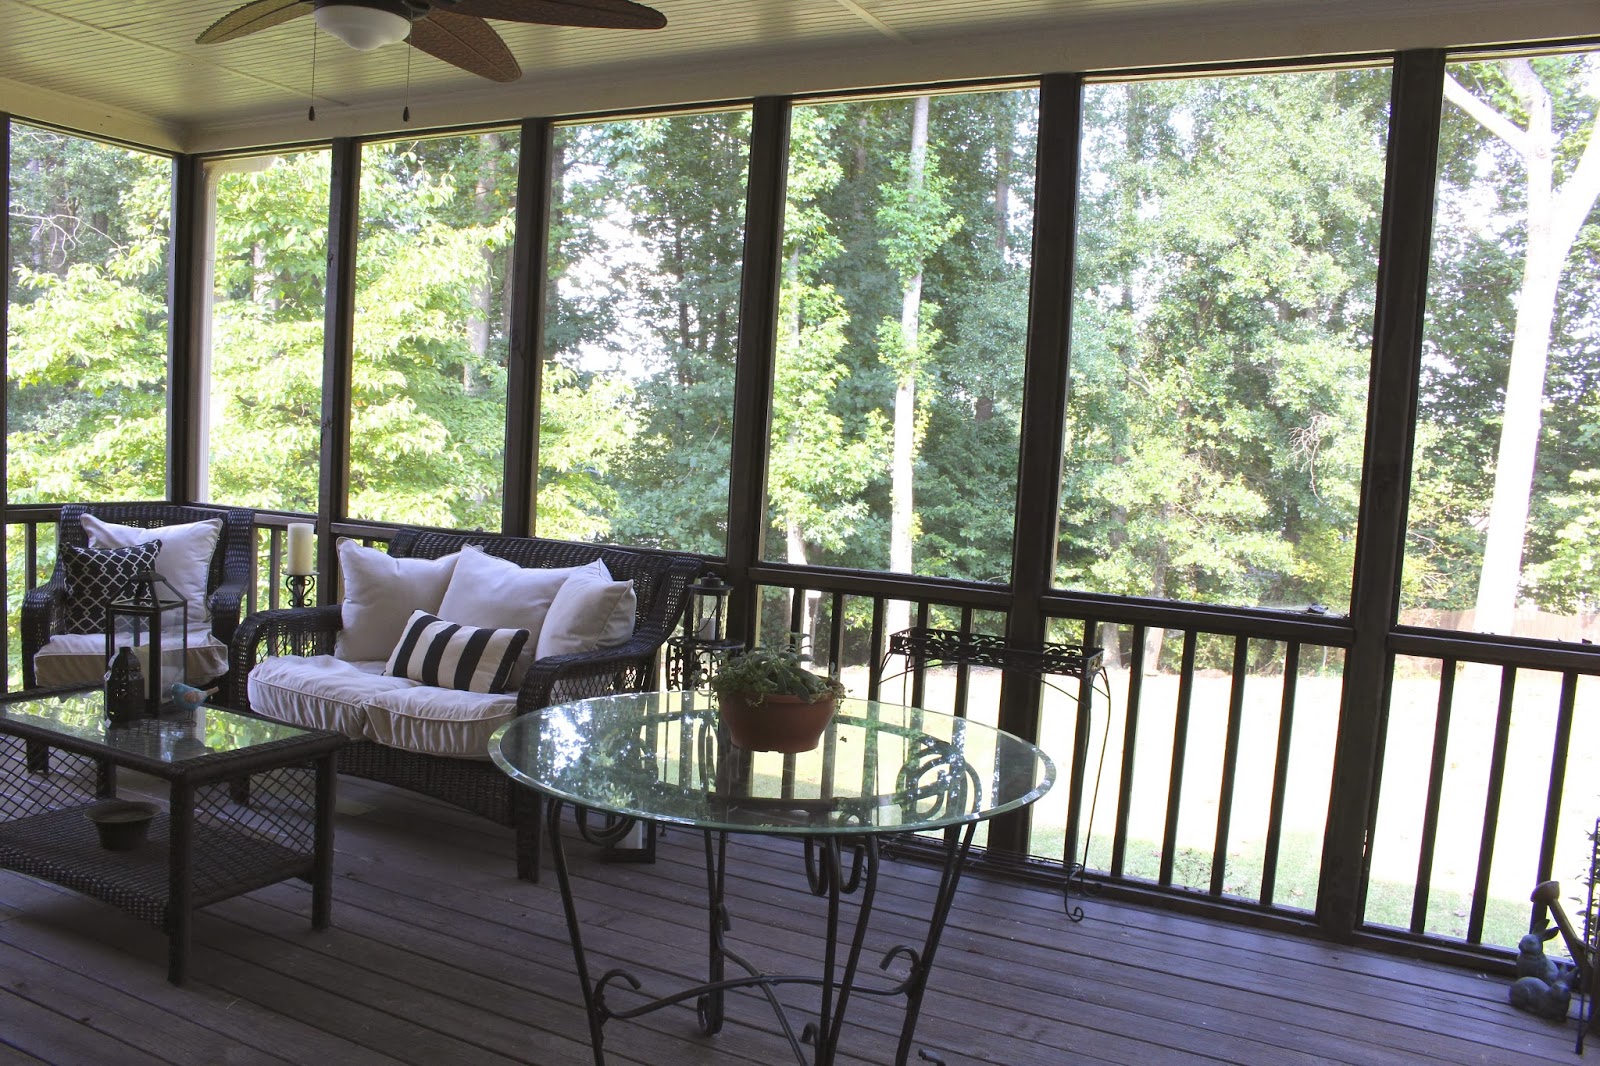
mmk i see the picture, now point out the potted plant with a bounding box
[709,641,847,753]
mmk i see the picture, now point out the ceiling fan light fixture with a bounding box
[314,1,411,51]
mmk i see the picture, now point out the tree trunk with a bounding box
[1447,61,1600,634]
[994,101,1011,259]
[884,95,930,640]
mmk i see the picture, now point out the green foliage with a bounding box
[13,59,1600,655]
[1406,56,1600,624]
[1062,71,1389,620]
[710,640,847,706]
[7,127,171,504]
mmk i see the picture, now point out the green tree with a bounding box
[1064,72,1389,665]
[1438,57,1600,631]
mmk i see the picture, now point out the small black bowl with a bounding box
[86,800,159,851]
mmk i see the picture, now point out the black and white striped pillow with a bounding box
[384,610,529,694]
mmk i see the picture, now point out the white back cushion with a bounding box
[335,540,460,662]
[435,546,600,686]
[535,563,637,659]
[82,514,222,623]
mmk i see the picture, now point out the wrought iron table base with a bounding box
[545,796,973,1066]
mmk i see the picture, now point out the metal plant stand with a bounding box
[884,627,1107,919]
[491,692,1053,1066]
[1585,817,1599,1050]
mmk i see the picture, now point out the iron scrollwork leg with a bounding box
[799,833,881,1066]
[697,828,728,1036]
[544,801,969,1066]
[891,822,975,1065]
[545,796,610,1066]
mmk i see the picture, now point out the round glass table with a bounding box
[491,691,1055,1066]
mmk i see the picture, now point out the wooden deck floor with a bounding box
[1,775,1588,1065]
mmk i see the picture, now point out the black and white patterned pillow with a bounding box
[61,541,163,635]
[384,610,529,694]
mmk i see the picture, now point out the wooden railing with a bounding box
[1370,632,1600,956]
[7,507,1597,966]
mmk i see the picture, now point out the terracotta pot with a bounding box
[718,692,837,753]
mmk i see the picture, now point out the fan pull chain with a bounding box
[307,18,318,122]
[402,12,413,123]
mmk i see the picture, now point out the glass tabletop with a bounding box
[0,688,315,762]
[490,692,1055,836]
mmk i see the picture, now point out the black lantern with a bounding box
[667,574,743,691]
[688,574,730,645]
[105,571,188,716]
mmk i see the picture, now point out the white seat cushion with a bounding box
[363,685,519,759]
[33,624,228,689]
[82,514,223,622]
[247,655,414,739]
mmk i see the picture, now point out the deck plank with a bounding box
[0,775,1587,1065]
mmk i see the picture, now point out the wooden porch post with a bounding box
[1318,49,1445,938]
[725,97,791,641]
[503,117,554,538]
[993,72,1084,856]
[168,153,202,504]
[316,137,360,600]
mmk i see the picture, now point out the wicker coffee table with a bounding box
[0,687,344,983]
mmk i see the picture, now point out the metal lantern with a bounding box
[668,574,744,692]
[105,571,188,716]
[688,574,730,645]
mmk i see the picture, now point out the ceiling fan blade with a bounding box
[196,0,311,44]
[409,11,523,82]
[447,0,667,31]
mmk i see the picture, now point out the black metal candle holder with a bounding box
[285,573,318,609]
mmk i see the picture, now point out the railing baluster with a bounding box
[910,601,930,710]
[1259,641,1300,908]
[1061,616,1100,872]
[867,596,886,701]
[1467,665,1518,945]
[1211,634,1250,897]
[1410,658,1457,933]
[24,521,39,589]
[1532,669,1579,929]
[1159,629,1198,887]
[952,606,973,719]
[1111,624,1146,879]
[788,583,806,639]
[827,590,845,678]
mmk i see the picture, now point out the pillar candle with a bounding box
[287,523,315,576]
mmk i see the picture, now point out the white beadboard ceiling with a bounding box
[1,0,1597,153]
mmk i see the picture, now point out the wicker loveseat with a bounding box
[22,502,256,691]
[226,527,699,881]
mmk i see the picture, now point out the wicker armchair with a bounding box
[21,503,256,691]
[227,528,699,881]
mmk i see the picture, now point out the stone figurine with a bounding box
[1509,974,1572,1021]
[1516,929,1581,988]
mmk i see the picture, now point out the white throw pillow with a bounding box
[82,514,223,623]
[334,540,461,662]
[535,563,637,659]
[436,546,601,686]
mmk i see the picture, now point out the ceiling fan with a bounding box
[196,0,668,83]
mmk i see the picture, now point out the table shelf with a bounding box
[0,803,311,921]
